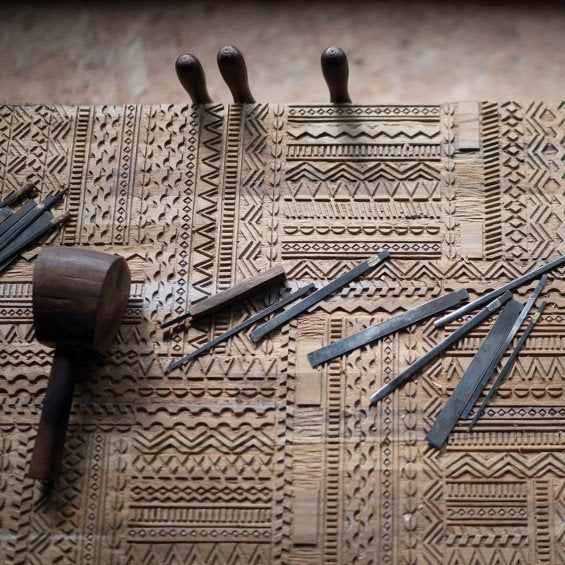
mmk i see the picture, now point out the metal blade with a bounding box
[425,299,522,449]
[369,290,512,405]
[0,187,68,254]
[0,210,54,272]
[0,208,12,224]
[467,300,547,432]
[461,274,548,418]
[308,288,468,367]
[166,283,316,373]
[0,182,34,209]
[250,250,390,342]
[0,200,36,239]
[434,254,564,328]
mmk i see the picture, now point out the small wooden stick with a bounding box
[321,46,352,104]
[161,265,286,329]
[175,53,212,105]
[217,45,255,103]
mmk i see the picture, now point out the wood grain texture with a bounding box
[189,264,286,320]
[0,101,563,564]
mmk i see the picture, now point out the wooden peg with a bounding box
[175,53,212,105]
[321,46,352,104]
[217,45,255,103]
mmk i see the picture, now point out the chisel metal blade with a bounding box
[0,208,12,224]
[0,211,68,273]
[467,300,547,432]
[425,299,523,449]
[461,274,548,418]
[0,182,35,209]
[369,290,512,405]
[434,254,564,328]
[0,200,36,239]
[0,187,68,252]
[166,283,316,373]
[250,250,390,342]
[308,288,469,367]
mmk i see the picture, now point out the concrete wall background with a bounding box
[1,0,564,105]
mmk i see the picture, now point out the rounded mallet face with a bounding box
[33,247,131,353]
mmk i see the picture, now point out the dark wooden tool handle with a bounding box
[321,46,352,104]
[28,347,77,482]
[217,45,255,103]
[175,53,212,105]
[190,264,285,319]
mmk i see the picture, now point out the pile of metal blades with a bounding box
[364,254,563,448]
[0,184,69,273]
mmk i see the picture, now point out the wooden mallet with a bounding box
[28,248,131,482]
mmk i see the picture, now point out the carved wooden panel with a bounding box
[0,102,563,564]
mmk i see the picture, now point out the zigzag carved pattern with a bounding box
[190,103,224,302]
[126,543,270,565]
[285,161,441,182]
[445,452,565,480]
[237,103,268,280]
[287,122,440,140]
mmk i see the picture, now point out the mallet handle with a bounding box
[29,347,77,482]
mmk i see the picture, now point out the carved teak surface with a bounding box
[0,102,563,564]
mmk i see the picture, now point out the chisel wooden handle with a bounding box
[175,53,212,104]
[161,265,286,329]
[191,265,285,318]
[217,45,255,103]
[321,46,352,104]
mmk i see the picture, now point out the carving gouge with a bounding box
[250,250,390,342]
[161,265,287,329]
[308,288,469,367]
[467,300,547,432]
[370,290,513,405]
[434,254,565,328]
[166,283,315,373]
[461,274,548,418]
[0,182,35,209]
[0,212,70,272]
[0,187,68,252]
[426,298,523,449]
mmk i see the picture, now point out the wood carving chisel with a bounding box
[370,290,513,405]
[165,283,316,373]
[425,299,523,449]
[0,200,36,238]
[460,274,548,418]
[0,187,68,252]
[160,265,287,329]
[434,254,565,328]
[0,207,13,224]
[467,300,547,432]
[0,182,35,209]
[250,250,390,342]
[0,212,69,272]
[308,289,469,367]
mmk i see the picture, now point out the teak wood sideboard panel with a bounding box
[0,102,563,564]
